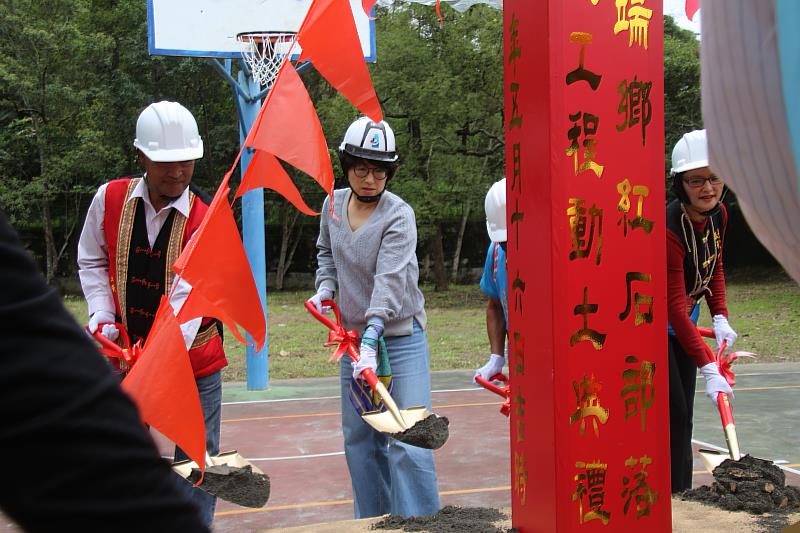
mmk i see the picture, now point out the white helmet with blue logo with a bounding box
[339,116,398,162]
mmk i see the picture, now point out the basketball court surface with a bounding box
[182,363,800,532]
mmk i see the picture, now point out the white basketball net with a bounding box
[237,32,297,87]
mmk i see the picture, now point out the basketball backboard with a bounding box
[147,0,376,62]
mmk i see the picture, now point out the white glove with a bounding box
[88,311,119,341]
[308,287,334,314]
[352,341,377,380]
[474,353,505,383]
[699,362,734,406]
[712,314,737,350]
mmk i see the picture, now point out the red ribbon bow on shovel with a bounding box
[696,326,757,463]
[87,322,142,373]
[304,299,359,362]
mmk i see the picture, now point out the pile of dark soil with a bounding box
[188,464,270,508]
[371,506,516,533]
[390,414,450,450]
[681,455,800,514]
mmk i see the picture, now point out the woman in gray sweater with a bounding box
[307,117,440,518]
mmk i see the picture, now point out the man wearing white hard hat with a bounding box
[666,129,736,493]
[77,101,226,525]
[473,178,509,384]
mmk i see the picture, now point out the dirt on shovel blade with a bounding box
[680,455,800,514]
[390,414,449,450]
[188,464,270,508]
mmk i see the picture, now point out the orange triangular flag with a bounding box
[243,62,334,201]
[685,0,699,21]
[173,174,266,350]
[297,0,383,122]
[122,297,206,473]
[235,150,318,216]
[361,0,377,18]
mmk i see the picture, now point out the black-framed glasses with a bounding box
[352,165,388,180]
[683,175,723,188]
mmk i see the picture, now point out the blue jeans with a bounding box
[340,320,441,518]
[174,371,222,527]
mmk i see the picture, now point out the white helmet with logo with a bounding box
[339,116,398,162]
[670,129,708,175]
[133,101,203,162]
[485,178,507,243]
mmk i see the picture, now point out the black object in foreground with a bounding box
[391,414,450,450]
[189,465,271,508]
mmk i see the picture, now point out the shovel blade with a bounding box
[698,449,730,474]
[361,405,431,434]
[173,451,270,508]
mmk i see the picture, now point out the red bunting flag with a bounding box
[235,150,318,216]
[243,62,335,203]
[297,0,383,122]
[122,297,206,473]
[361,0,377,18]
[173,173,266,350]
[685,0,699,21]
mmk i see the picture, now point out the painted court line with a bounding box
[222,400,503,424]
[223,387,485,407]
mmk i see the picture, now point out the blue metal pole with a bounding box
[236,69,269,390]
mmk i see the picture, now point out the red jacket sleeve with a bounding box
[667,231,714,367]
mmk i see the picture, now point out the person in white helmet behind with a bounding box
[473,178,509,384]
[666,129,736,493]
[77,101,226,526]
[307,116,440,519]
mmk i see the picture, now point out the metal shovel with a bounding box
[89,324,271,507]
[305,299,449,449]
[696,327,756,473]
[172,452,271,508]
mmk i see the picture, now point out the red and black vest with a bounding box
[665,199,727,300]
[103,177,227,378]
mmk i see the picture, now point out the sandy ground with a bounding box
[263,501,800,532]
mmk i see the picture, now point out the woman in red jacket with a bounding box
[666,129,738,493]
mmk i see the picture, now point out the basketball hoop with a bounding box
[236,31,297,87]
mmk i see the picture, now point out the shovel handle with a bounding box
[304,299,342,332]
[475,374,509,399]
[360,367,408,428]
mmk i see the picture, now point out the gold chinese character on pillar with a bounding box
[620,355,655,431]
[569,374,609,437]
[613,0,653,49]
[567,198,603,265]
[573,461,611,524]
[570,287,607,349]
[619,271,653,325]
[621,455,659,518]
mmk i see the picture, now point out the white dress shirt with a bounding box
[77,177,201,348]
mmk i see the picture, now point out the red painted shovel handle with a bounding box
[475,374,509,399]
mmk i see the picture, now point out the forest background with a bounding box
[0,3,780,291]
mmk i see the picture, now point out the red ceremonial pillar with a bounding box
[504,1,670,531]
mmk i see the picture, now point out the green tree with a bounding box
[370,4,504,290]
[664,15,702,179]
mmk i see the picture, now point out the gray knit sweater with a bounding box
[315,188,427,337]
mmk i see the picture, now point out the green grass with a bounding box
[63,271,800,381]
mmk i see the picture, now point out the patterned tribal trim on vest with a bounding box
[115,178,192,329]
[191,322,219,349]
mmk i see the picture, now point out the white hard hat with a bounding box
[484,178,507,243]
[133,101,203,162]
[671,129,708,175]
[338,117,398,162]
